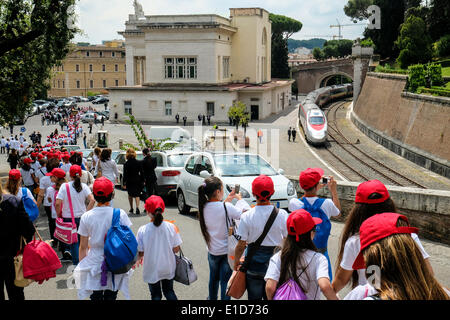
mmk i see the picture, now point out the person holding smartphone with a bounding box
[288,168,341,281]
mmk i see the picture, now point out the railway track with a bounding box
[319,100,426,188]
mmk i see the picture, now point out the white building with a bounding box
[108,6,294,123]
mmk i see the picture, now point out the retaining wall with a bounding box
[288,176,450,245]
[352,73,450,178]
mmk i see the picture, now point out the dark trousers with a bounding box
[90,290,118,301]
[0,146,5,153]
[0,257,25,301]
[245,246,276,300]
[44,206,56,243]
[145,180,156,199]
[148,279,177,300]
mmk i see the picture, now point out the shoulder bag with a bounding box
[14,237,35,287]
[53,184,78,244]
[224,202,242,270]
[226,207,279,299]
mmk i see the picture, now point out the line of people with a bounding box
[1,153,449,300]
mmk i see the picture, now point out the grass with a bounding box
[442,67,450,77]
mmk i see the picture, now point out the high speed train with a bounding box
[298,83,353,145]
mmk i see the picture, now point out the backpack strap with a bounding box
[112,208,120,228]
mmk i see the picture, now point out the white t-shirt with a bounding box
[31,161,41,172]
[56,181,92,218]
[45,186,58,219]
[60,162,72,173]
[236,205,289,247]
[0,138,5,147]
[288,197,340,219]
[95,160,119,183]
[75,207,133,299]
[137,221,182,284]
[344,284,378,300]
[203,200,250,256]
[20,168,35,186]
[39,175,53,206]
[35,167,47,181]
[340,233,430,286]
[265,250,330,300]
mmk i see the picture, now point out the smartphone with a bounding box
[322,177,329,184]
[234,184,240,194]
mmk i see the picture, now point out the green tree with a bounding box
[0,0,78,126]
[323,39,354,58]
[269,13,302,79]
[395,15,432,69]
[227,101,249,130]
[312,47,324,61]
[427,0,450,42]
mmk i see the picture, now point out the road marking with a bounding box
[296,104,348,182]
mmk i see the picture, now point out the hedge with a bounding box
[417,86,450,97]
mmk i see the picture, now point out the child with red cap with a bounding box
[20,158,38,196]
[5,169,36,205]
[288,168,341,281]
[135,195,182,300]
[234,174,290,300]
[265,209,338,300]
[332,180,432,299]
[353,213,448,300]
[74,177,133,300]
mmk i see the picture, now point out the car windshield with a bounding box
[167,154,191,167]
[309,116,324,125]
[213,154,278,177]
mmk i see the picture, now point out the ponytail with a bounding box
[198,184,210,247]
[73,175,82,193]
[197,176,223,249]
[153,208,163,227]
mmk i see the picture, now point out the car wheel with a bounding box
[177,190,190,215]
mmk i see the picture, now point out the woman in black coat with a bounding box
[7,149,19,169]
[0,184,35,300]
[123,148,144,214]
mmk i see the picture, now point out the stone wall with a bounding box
[288,176,450,245]
[352,73,450,177]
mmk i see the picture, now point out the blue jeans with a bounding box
[148,279,177,300]
[63,217,81,265]
[245,246,276,300]
[207,253,232,300]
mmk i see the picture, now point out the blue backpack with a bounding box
[104,208,138,274]
[22,188,39,222]
[300,198,331,250]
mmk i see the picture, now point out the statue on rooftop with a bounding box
[133,0,145,19]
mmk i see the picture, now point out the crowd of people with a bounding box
[0,142,449,301]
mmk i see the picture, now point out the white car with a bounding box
[81,113,105,123]
[176,152,297,214]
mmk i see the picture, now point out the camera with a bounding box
[234,184,240,194]
[322,177,329,184]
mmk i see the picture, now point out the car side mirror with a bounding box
[199,170,211,179]
[278,168,285,175]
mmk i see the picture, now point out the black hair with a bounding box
[69,152,83,166]
[73,175,82,193]
[46,158,60,173]
[153,208,163,227]
[197,176,223,248]
[93,192,113,204]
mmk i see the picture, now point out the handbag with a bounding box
[174,248,197,285]
[226,207,279,299]
[224,203,242,270]
[14,237,35,287]
[53,184,78,244]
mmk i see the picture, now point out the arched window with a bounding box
[262,28,267,45]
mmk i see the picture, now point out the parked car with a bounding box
[81,113,105,123]
[92,97,109,104]
[63,145,82,153]
[176,152,297,214]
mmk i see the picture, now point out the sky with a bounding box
[73,0,368,44]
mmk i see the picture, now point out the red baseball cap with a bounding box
[299,168,324,190]
[46,168,66,179]
[37,154,44,160]
[31,152,38,158]
[287,209,322,241]
[69,165,82,178]
[93,177,114,197]
[355,180,390,204]
[252,175,275,200]
[352,212,418,270]
[145,195,165,214]
[9,169,21,180]
[23,158,33,164]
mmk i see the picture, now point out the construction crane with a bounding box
[330,19,366,39]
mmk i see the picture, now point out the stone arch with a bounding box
[315,70,353,89]
[262,27,267,45]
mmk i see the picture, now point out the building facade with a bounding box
[109,6,293,123]
[48,45,127,98]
